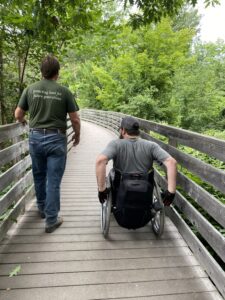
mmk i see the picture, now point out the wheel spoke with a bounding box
[151,182,165,237]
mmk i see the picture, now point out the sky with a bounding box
[196,0,225,42]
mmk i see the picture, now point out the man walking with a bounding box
[15,55,80,233]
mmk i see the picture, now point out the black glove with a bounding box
[162,190,175,206]
[98,188,109,204]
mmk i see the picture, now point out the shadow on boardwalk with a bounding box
[0,121,222,300]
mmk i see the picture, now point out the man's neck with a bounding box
[124,134,139,140]
[43,75,58,81]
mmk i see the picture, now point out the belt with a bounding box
[30,128,66,134]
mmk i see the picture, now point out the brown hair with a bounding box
[124,128,140,136]
[40,55,60,79]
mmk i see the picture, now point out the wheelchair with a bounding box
[101,169,165,238]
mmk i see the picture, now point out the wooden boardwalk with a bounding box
[0,121,223,300]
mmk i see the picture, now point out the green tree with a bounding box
[73,17,195,122]
[0,0,102,123]
[172,41,225,131]
[122,0,220,26]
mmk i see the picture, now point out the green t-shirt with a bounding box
[18,79,79,129]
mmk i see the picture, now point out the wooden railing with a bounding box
[80,108,225,298]
[0,120,73,241]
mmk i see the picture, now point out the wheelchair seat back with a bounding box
[113,171,154,229]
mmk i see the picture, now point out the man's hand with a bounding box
[72,133,80,146]
[162,190,175,206]
[15,107,27,125]
[98,188,109,204]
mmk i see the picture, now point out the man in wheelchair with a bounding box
[96,116,177,230]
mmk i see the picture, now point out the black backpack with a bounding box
[113,172,154,229]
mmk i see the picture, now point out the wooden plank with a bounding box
[82,109,225,162]
[67,127,73,139]
[0,266,206,289]
[0,255,199,276]
[167,207,225,299]
[18,219,112,228]
[155,171,225,264]
[0,231,182,245]
[0,123,28,143]
[137,117,225,162]
[99,293,223,300]
[0,170,33,215]
[2,224,177,235]
[0,185,35,242]
[142,132,225,194]
[81,117,119,136]
[12,135,23,164]
[0,239,186,253]
[174,191,225,263]
[29,206,100,211]
[23,211,103,217]
[168,137,178,148]
[177,172,225,228]
[17,219,173,228]
[17,220,116,228]
[0,247,192,263]
[0,155,31,192]
[0,139,29,168]
[0,278,218,300]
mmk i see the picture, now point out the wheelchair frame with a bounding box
[101,171,165,238]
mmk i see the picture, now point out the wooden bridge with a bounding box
[0,109,225,299]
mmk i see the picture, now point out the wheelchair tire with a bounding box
[151,182,165,237]
[101,189,112,238]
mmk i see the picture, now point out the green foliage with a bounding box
[204,129,225,140]
[119,90,160,119]
[1,0,224,133]
[172,5,200,31]
[9,265,21,277]
[177,146,225,204]
[62,2,225,134]
[123,0,220,27]
[67,16,196,121]
[0,0,103,124]
[172,41,225,131]
[2,0,223,130]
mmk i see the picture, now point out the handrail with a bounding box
[0,124,32,241]
[80,108,225,298]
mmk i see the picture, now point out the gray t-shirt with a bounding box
[102,137,170,173]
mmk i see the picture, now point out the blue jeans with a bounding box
[29,131,67,225]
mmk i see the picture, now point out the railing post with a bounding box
[168,137,177,148]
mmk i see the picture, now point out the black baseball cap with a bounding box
[120,116,140,134]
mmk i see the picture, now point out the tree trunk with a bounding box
[19,43,30,96]
[0,31,6,125]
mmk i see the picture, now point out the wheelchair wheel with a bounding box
[151,182,165,237]
[101,189,112,238]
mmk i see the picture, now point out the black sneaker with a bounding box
[39,210,45,219]
[45,217,63,233]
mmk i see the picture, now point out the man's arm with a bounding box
[96,154,108,192]
[14,107,27,125]
[68,111,80,146]
[163,156,177,193]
